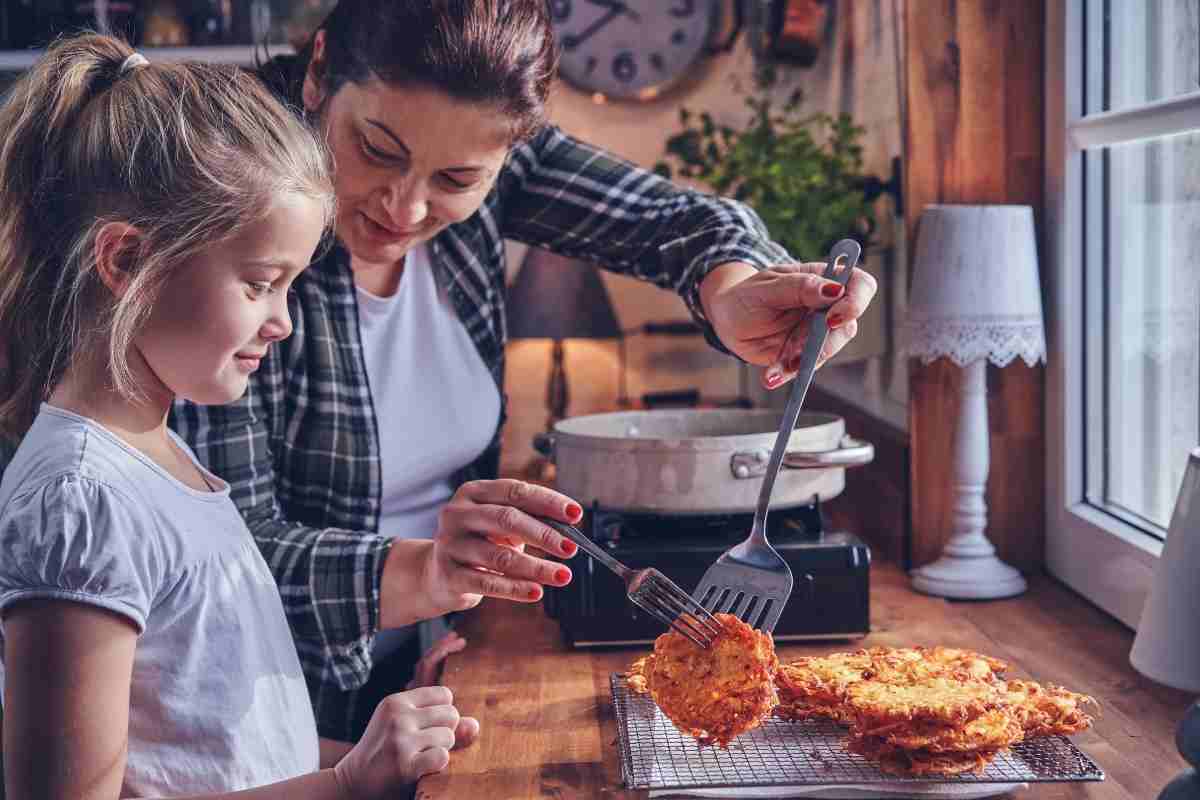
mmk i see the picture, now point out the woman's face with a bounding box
[305,62,513,266]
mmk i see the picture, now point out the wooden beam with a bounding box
[904,0,1046,573]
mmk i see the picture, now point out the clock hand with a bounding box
[584,0,641,21]
[561,7,622,51]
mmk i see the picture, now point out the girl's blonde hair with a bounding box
[0,33,335,440]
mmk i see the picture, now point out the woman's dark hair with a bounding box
[263,0,558,142]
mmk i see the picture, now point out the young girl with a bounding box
[0,34,473,799]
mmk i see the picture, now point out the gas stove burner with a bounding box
[587,497,829,546]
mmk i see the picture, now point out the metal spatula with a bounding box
[691,239,862,632]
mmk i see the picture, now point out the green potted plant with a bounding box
[654,91,875,260]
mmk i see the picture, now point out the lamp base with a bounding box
[910,552,1028,600]
[909,359,1028,601]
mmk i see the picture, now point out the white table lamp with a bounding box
[902,205,1046,599]
[1130,448,1200,799]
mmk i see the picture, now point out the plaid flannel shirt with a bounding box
[170,123,791,742]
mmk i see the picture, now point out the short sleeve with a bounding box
[0,476,164,632]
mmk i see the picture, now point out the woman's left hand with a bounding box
[699,261,878,389]
[406,631,468,691]
[406,631,480,749]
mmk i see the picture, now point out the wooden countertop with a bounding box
[416,561,1194,799]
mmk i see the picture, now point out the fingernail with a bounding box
[566,503,582,521]
[765,367,782,388]
[821,283,844,298]
[561,540,578,556]
[827,314,844,329]
[528,586,542,600]
[555,568,571,584]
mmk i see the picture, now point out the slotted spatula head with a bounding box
[692,537,794,633]
[691,239,862,632]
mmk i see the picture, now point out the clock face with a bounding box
[550,1,717,100]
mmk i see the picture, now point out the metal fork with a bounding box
[692,239,862,633]
[539,516,725,648]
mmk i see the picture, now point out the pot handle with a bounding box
[731,435,874,479]
[532,431,557,462]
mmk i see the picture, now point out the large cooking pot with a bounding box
[533,409,874,516]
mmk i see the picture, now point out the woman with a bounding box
[171,0,877,748]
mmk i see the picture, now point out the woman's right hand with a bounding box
[420,479,582,615]
[333,686,474,798]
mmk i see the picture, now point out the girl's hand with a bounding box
[404,632,481,746]
[699,261,878,388]
[333,686,478,797]
[420,479,582,615]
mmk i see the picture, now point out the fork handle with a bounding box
[537,516,632,580]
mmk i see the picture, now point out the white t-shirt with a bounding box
[0,405,319,796]
[356,243,501,659]
[356,243,502,542]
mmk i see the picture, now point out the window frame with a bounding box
[1045,0,1200,628]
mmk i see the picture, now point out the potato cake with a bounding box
[644,612,779,746]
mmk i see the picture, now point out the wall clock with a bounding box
[550,0,723,101]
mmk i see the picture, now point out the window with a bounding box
[1047,0,1200,627]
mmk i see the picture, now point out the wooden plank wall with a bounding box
[814,385,911,567]
[904,0,1047,573]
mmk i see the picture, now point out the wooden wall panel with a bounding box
[811,386,911,568]
[904,0,1046,573]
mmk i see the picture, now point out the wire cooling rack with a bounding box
[611,674,1105,791]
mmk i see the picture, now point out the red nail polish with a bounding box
[821,283,844,298]
[528,587,542,600]
[827,315,843,329]
[561,540,578,556]
[765,371,782,388]
[566,503,582,521]
[555,568,571,584]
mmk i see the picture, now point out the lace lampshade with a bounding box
[901,204,1046,601]
[902,205,1046,367]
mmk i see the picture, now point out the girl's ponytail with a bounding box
[0,34,333,441]
[0,35,143,439]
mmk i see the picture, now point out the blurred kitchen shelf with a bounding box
[0,44,294,70]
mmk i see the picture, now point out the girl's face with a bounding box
[135,194,327,406]
[305,74,512,267]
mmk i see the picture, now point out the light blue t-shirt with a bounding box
[0,405,319,795]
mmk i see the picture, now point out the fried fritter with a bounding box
[858,708,1025,753]
[644,612,779,747]
[776,650,875,722]
[843,675,1006,728]
[849,733,1000,776]
[622,642,1095,777]
[774,646,1008,723]
[920,646,1009,681]
[625,655,651,695]
[1002,679,1096,737]
[873,646,1009,684]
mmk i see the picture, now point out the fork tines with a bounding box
[632,569,725,649]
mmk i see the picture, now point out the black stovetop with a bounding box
[545,498,872,646]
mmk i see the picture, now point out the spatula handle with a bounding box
[752,239,861,540]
